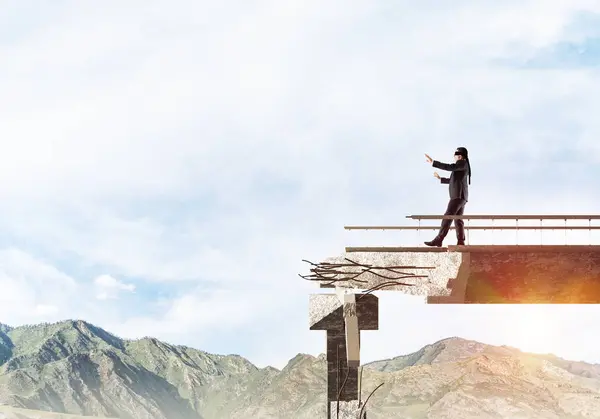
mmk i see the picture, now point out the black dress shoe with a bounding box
[457,241,465,246]
[424,240,442,247]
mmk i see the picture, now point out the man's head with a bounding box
[454,147,468,161]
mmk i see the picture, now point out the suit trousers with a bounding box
[436,198,467,242]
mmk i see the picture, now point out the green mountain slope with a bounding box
[0,320,264,419]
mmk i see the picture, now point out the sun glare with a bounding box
[504,306,555,356]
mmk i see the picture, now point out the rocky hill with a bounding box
[0,320,599,418]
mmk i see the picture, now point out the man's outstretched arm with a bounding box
[432,159,467,172]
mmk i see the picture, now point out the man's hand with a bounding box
[424,153,433,164]
[433,171,440,179]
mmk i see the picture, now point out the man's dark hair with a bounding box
[454,147,471,184]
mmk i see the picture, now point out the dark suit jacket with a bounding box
[432,159,469,201]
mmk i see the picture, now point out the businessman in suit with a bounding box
[423,147,472,247]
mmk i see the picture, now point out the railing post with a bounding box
[467,218,470,245]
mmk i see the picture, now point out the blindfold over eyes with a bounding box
[455,147,468,157]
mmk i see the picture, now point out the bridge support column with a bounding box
[309,293,378,418]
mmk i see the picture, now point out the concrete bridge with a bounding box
[305,215,600,418]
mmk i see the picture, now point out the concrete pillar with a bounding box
[309,293,378,416]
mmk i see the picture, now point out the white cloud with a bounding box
[34,304,59,316]
[0,0,593,201]
[0,249,79,324]
[0,0,600,368]
[94,274,135,300]
[111,288,285,337]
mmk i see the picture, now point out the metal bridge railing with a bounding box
[344,215,600,245]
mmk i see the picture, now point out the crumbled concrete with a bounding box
[319,251,465,296]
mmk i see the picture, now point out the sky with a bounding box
[2,0,600,370]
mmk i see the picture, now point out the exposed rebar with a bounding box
[300,258,434,287]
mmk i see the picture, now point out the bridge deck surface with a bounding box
[346,245,600,253]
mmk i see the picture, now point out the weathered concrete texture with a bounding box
[327,328,359,402]
[310,294,378,330]
[465,251,600,303]
[329,400,364,418]
[309,294,342,328]
[319,252,464,296]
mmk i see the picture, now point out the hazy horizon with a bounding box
[0,317,592,370]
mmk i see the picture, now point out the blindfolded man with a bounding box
[423,147,472,247]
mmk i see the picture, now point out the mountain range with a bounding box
[0,320,599,418]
